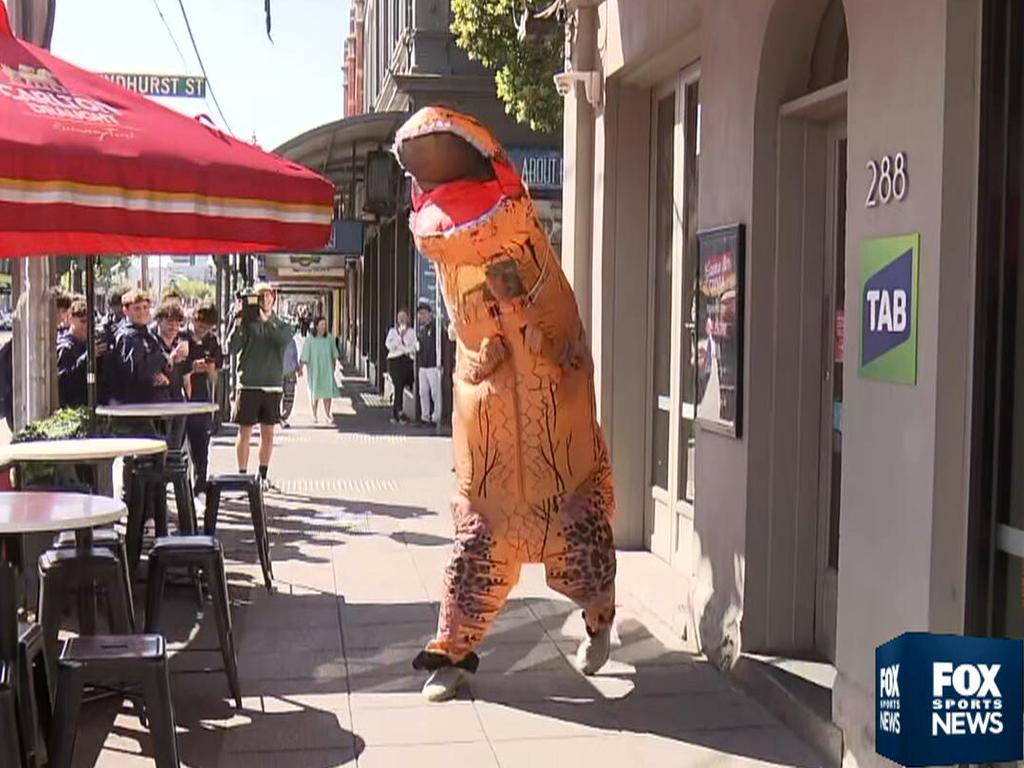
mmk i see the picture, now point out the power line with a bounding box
[150,0,189,72]
[175,0,234,135]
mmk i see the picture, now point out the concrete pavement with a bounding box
[75,370,826,767]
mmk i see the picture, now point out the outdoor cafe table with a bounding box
[96,402,219,451]
[0,437,167,496]
[0,492,128,637]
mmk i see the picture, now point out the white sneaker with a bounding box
[422,666,471,702]
[575,626,612,675]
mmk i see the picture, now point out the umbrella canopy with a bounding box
[0,1,334,258]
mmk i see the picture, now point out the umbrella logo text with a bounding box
[0,64,121,126]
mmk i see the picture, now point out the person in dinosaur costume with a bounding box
[394,107,618,702]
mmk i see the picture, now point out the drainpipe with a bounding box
[9,0,57,430]
[560,0,602,340]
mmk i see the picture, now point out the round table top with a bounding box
[0,437,167,464]
[0,492,126,534]
[96,402,219,418]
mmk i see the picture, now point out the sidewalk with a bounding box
[76,370,826,768]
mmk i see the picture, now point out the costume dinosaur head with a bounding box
[394,106,527,239]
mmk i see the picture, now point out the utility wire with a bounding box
[175,0,234,135]
[150,0,189,72]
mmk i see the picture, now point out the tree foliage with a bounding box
[451,0,564,135]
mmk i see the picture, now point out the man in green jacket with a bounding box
[227,283,294,489]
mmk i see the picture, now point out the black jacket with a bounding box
[187,331,223,402]
[99,314,126,404]
[114,323,167,404]
[153,329,194,403]
[416,321,437,368]
[57,332,88,408]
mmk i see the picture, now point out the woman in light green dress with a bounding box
[300,317,340,423]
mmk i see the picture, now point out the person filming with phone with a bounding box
[227,283,294,490]
[184,301,223,495]
[152,300,192,403]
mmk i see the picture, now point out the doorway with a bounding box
[767,78,847,660]
[645,65,700,569]
[815,121,847,661]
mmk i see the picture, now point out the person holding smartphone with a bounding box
[152,300,192,402]
[185,301,223,494]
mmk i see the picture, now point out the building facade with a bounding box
[557,1,1014,766]
[343,0,365,118]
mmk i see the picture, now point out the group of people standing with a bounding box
[385,302,443,426]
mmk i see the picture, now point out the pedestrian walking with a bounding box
[299,316,339,424]
[280,336,299,428]
[385,309,417,424]
[415,302,442,425]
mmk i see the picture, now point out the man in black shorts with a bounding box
[226,284,294,489]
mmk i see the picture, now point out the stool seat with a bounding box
[150,535,219,554]
[206,474,259,491]
[63,634,164,662]
[52,529,119,548]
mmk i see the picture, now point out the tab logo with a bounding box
[859,234,920,385]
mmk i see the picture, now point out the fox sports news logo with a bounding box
[878,663,901,734]
[931,662,1003,736]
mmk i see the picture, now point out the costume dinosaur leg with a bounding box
[542,458,618,637]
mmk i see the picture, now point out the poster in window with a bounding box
[695,223,745,437]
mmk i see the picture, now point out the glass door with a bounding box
[645,66,700,568]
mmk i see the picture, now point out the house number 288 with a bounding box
[866,153,908,207]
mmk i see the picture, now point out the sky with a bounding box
[50,0,350,150]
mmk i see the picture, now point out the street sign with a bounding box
[99,72,206,99]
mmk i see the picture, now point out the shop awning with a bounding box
[273,111,407,194]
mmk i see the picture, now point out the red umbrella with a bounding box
[0,0,334,409]
[0,3,333,256]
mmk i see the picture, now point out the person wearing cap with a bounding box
[226,282,294,489]
[415,302,442,426]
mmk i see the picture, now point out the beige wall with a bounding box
[567,0,982,766]
[834,2,979,766]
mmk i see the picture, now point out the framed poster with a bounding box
[695,223,745,437]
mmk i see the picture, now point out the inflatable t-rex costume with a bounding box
[395,107,617,697]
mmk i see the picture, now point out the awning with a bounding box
[273,111,407,194]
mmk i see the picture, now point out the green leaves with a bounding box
[451,0,564,134]
[13,407,92,443]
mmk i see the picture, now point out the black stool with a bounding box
[16,622,51,768]
[0,662,21,768]
[50,530,134,632]
[204,474,273,591]
[145,536,242,708]
[37,548,134,677]
[48,634,179,768]
[126,454,197,571]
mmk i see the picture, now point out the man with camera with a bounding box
[227,283,294,489]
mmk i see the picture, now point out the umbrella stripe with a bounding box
[0,177,332,224]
